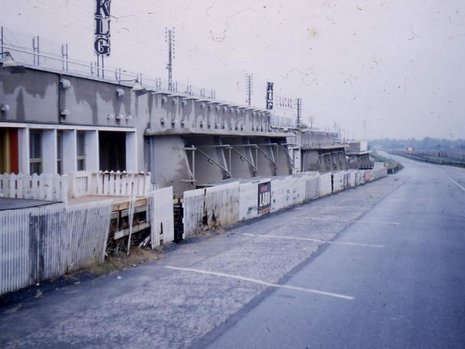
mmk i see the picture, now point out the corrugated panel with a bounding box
[0,204,65,294]
[66,201,112,271]
[0,201,112,295]
[0,208,30,294]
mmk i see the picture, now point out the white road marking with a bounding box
[165,265,354,300]
[243,233,384,248]
[303,216,400,226]
[441,169,465,193]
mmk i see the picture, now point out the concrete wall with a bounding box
[302,150,320,172]
[0,69,58,124]
[150,135,194,197]
[182,170,383,238]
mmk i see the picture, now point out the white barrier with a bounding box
[182,166,389,239]
[0,201,111,295]
[239,181,260,221]
[271,175,307,212]
[348,170,357,188]
[148,187,175,247]
[319,173,332,197]
[183,188,205,239]
[204,182,240,228]
[304,174,320,201]
[0,173,68,203]
[332,171,346,193]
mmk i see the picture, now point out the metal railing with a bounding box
[0,27,217,99]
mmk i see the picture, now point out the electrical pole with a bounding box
[165,27,175,91]
[246,73,253,106]
[309,115,315,129]
[296,98,302,128]
[0,26,4,53]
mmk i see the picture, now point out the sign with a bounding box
[266,82,274,110]
[94,0,111,56]
[257,181,271,215]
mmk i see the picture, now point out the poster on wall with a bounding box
[258,181,271,215]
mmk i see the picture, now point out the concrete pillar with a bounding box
[126,131,137,171]
[62,130,77,173]
[42,129,57,174]
[85,130,99,171]
[17,128,29,174]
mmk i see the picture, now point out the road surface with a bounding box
[1,155,464,348]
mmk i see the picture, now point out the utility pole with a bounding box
[296,98,302,128]
[309,115,315,129]
[165,27,175,91]
[0,26,4,53]
[245,73,253,106]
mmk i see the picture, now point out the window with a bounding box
[76,131,86,171]
[29,130,42,174]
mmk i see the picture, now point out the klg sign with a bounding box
[94,0,111,56]
[266,82,274,110]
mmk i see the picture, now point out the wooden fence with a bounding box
[71,171,155,198]
[0,173,68,203]
[0,171,155,201]
[0,201,111,295]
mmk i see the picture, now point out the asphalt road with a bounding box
[205,156,465,348]
[1,156,464,348]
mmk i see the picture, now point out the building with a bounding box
[0,51,295,198]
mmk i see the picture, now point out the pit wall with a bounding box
[183,168,388,238]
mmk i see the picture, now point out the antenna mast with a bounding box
[165,27,175,91]
[246,73,253,106]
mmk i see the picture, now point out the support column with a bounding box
[126,131,137,171]
[62,130,77,173]
[86,130,99,171]
[42,129,57,174]
[17,128,29,174]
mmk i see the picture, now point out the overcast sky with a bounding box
[1,0,464,140]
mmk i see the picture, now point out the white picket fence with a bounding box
[0,171,155,203]
[0,201,111,295]
[71,171,155,198]
[0,173,69,203]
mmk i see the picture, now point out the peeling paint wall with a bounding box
[0,69,58,124]
[150,136,194,197]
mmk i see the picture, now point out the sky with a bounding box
[1,0,464,140]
